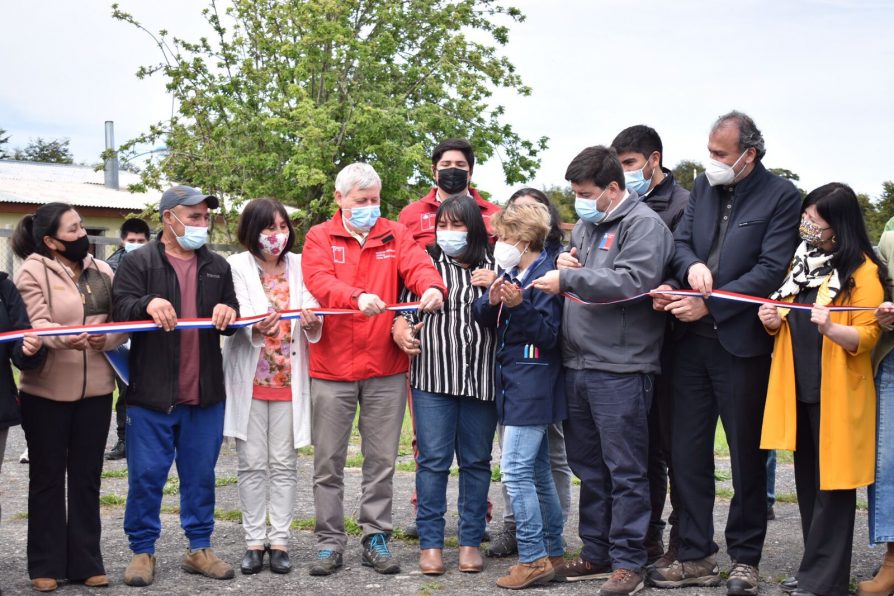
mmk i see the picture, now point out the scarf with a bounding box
[770,240,840,301]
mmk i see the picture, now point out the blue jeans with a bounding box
[124,402,225,554]
[412,389,497,549]
[501,425,564,563]
[871,351,894,543]
[766,450,777,508]
[564,369,652,570]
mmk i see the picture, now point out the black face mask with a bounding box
[53,234,90,262]
[437,167,469,195]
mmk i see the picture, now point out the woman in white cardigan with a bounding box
[223,198,322,576]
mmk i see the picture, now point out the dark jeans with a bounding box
[21,391,112,580]
[672,335,770,566]
[648,346,681,540]
[412,389,497,549]
[564,368,652,570]
[794,402,855,596]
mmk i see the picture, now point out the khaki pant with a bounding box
[311,374,406,551]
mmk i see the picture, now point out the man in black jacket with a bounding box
[649,112,800,596]
[112,186,239,587]
[611,125,689,566]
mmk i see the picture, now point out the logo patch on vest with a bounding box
[375,249,396,260]
[598,233,615,251]
[420,212,435,231]
[332,246,345,264]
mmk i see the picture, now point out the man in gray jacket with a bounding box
[533,145,674,596]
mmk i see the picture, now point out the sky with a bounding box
[2,0,893,203]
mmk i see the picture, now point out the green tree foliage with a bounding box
[111,0,548,232]
[541,184,575,225]
[0,127,10,159]
[767,167,800,181]
[671,159,705,191]
[17,137,74,164]
[863,181,894,244]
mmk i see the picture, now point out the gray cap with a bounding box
[159,185,220,212]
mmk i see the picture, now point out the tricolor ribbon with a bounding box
[0,302,420,345]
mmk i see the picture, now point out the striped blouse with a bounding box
[401,250,498,401]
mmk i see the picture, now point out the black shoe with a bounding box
[106,439,126,461]
[240,549,264,575]
[780,576,798,593]
[403,522,418,539]
[269,548,291,574]
[767,505,776,520]
[482,526,492,542]
[485,525,517,558]
[309,550,343,576]
[361,533,400,574]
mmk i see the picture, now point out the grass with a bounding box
[214,509,242,522]
[11,511,29,521]
[714,421,794,463]
[163,477,180,496]
[215,475,238,487]
[99,494,127,506]
[418,580,443,593]
[101,468,128,479]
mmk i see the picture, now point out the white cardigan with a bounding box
[222,251,320,447]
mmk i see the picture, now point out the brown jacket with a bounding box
[14,253,128,401]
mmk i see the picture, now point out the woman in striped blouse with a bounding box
[393,195,498,576]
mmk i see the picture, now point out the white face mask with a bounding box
[705,150,748,187]
[493,240,526,272]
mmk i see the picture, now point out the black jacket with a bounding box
[112,241,239,413]
[644,169,690,232]
[0,273,46,429]
[669,161,801,358]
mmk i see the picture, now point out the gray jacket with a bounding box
[559,192,674,374]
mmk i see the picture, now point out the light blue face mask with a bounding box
[346,204,381,231]
[624,161,653,195]
[575,189,608,224]
[123,241,144,253]
[170,212,209,250]
[436,230,468,257]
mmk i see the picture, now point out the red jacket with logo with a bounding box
[398,187,501,248]
[301,211,447,381]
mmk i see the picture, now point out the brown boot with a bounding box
[181,548,235,580]
[419,549,445,576]
[459,546,484,573]
[30,578,58,592]
[496,556,555,589]
[548,555,566,575]
[84,575,109,587]
[858,552,894,596]
[124,554,157,587]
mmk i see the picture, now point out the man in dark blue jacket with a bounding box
[533,146,674,596]
[649,112,801,596]
[612,125,690,566]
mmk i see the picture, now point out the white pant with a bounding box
[236,399,297,547]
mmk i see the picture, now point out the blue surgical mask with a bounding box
[170,212,209,250]
[346,204,380,232]
[123,241,144,253]
[624,162,653,195]
[575,189,608,224]
[436,230,468,257]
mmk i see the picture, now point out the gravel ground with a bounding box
[0,424,884,595]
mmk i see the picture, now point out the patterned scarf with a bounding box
[770,240,840,301]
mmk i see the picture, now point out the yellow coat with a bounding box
[761,258,883,490]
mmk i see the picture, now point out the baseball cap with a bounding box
[159,185,220,212]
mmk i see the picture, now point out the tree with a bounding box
[541,184,575,224]
[111,0,548,233]
[671,159,705,191]
[0,127,9,159]
[17,137,74,164]
[866,181,894,243]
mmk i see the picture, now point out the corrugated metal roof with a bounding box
[0,160,160,211]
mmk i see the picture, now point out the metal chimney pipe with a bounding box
[104,121,119,190]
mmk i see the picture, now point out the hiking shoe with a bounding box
[553,555,612,582]
[124,553,157,587]
[601,568,645,596]
[485,525,518,558]
[309,550,343,576]
[651,537,679,570]
[105,439,126,460]
[647,554,722,588]
[181,548,235,579]
[362,533,400,574]
[727,561,759,596]
[496,556,555,589]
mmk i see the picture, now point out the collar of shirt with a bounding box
[607,189,631,216]
[341,214,369,245]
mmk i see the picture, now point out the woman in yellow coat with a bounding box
[758,183,885,596]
